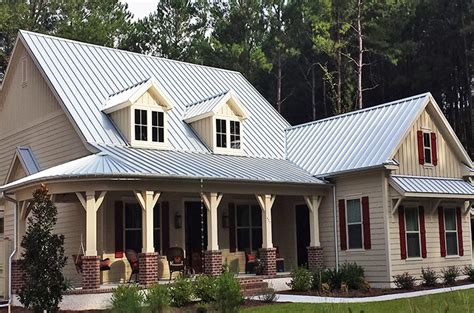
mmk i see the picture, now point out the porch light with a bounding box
[174,212,182,229]
[222,213,229,228]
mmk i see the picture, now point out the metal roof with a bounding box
[15,147,40,175]
[285,93,431,176]
[20,31,289,159]
[183,90,228,121]
[390,175,474,196]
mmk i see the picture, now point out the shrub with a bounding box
[421,267,438,287]
[144,283,170,313]
[257,287,279,303]
[442,266,459,286]
[287,267,312,291]
[194,274,217,303]
[215,271,243,313]
[393,272,416,290]
[110,284,144,313]
[463,265,474,282]
[311,267,330,291]
[339,262,365,290]
[326,267,342,290]
[169,275,193,307]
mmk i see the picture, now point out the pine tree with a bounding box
[19,184,67,313]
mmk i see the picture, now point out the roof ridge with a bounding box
[185,89,230,107]
[286,92,431,132]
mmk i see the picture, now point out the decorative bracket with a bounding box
[391,198,404,214]
[76,191,107,211]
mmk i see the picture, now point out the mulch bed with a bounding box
[279,279,474,298]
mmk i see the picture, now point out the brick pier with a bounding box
[204,250,222,276]
[259,247,276,276]
[307,246,324,271]
[139,252,159,286]
[82,256,100,290]
[11,259,25,293]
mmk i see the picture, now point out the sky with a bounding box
[122,0,158,20]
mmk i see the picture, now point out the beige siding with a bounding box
[191,117,213,149]
[216,102,238,117]
[393,108,462,178]
[135,90,161,106]
[110,108,131,142]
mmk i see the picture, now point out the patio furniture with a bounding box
[275,246,285,272]
[125,249,140,283]
[167,247,185,281]
[72,254,112,274]
[245,251,257,274]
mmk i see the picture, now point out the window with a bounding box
[346,199,363,249]
[134,109,147,141]
[405,207,421,258]
[216,119,227,148]
[0,217,4,235]
[236,204,262,252]
[444,208,458,256]
[423,132,432,164]
[124,202,161,253]
[230,121,241,149]
[152,111,164,143]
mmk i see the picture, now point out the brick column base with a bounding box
[139,252,159,286]
[204,250,222,276]
[11,259,25,293]
[259,248,276,276]
[307,246,324,271]
[82,256,100,290]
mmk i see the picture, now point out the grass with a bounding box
[243,288,474,313]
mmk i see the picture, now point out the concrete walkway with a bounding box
[272,283,474,303]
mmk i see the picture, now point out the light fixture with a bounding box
[174,212,182,229]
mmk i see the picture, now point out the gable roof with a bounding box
[17,31,288,159]
[286,93,473,177]
[4,147,40,184]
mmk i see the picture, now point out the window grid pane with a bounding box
[346,200,361,224]
[444,209,456,231]
[216,119,227,148]
[134,109,147,141]
[348,224,363,249]
[230,121,241,149]
[236,204,262,252]
[151,111,164,143]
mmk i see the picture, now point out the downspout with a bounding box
[332,184,339,271]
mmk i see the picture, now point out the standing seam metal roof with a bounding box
[390,175,474,195]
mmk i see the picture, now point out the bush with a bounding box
[311,267,330,291]
[442,266,460,286]
[257,287,279,303]
[463,265,474,282]
[421,267,438,287]
[144,283,170,313]
[194,274,217,303]
[393,272,416,290]
[326,267,342,290]
[169,275,194,307]
[215,271,243,313]
[287,267,312,291]
[339,262,365,290]
[110,284,144,313]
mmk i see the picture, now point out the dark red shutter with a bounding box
[417,130,425,165]
[161,201,170,255]
[438,207,446,257]
[398,206,407,260]
[419,206,427,258]
[338,199,347,251]
[431,132,438,166]
[456,207,464,256]
[229,203,236,252]
[362,196,371,249]
[114,201,124,258]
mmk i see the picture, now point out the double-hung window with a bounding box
[230,121,241,149]
[444,208,458,256]
[346,199,363,249]
[423,132,432,164]
[151,111,164,143]
[124,202,161,253]
[134,109,148,141]
[216,119,227,148]
[236,204,262,252]
[405,207,421,258]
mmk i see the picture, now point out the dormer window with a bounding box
[230,121,241,149]
[135,109,147,141]
[152,111,164,143]
[216,119,227,148]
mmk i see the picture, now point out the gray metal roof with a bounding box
[390,175,474,196]
[285,93,431,176]
[20,31,289,159]
[184,90,229,121]
[16,147,40,175]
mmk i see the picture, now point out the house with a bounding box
[0,31,472,296]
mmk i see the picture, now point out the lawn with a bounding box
[243,288,474,313]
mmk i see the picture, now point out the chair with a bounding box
[275,246,285,273]
[245,251,257,274]
[166,247,185,281]
[72,255,112,274]
[125,249,139,283]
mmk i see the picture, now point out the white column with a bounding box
[202,192,223,251]
[256,194,276,249]
[305,195,322,247]
[135,191,161,253]
[85,191,97,256]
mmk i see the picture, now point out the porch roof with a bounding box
[390,175,474,199]
[0,144,325,192]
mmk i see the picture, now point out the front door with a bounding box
[295,204,310,267]
[185,201,207,273]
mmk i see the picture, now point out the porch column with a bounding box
[305,195,324,271]
[256,194,276,276]
[76,191,106,289]
[135,190,161,286]
[202,192,223,276]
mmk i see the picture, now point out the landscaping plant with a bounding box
[393,272,416,290]
[215,271,244,313]
[327,267,342,290]
[339,262,365,290]
[311,266,330,291]
[194,274,217,303]
[463,265,474,282]
[287,266,312,291]
[144,283,170,313]
[257,287,279,303]
[169,275,194,307]
[110,284,144,313]
[420,267,438,287]
[18,184,68,312]
[442,266,459,286]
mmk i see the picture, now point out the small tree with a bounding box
[18,184,67,312]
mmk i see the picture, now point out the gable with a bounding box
[135,90,162,107]
[6,159,27,184]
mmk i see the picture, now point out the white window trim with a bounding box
[404,207,422,259]
[235,202,262,253]
[345,198,364,251]
[422,131,433,166]
[212,115,244,156]
[130,104,169,149]
[444,208,459,257]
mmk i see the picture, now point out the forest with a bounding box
[1,0,473,158]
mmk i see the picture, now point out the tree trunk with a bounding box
[277,51,282,113]
[357,0,363,110]
[312,65,316,120]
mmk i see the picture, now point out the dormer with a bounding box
[102,78,173,148]
[184,90,248,155]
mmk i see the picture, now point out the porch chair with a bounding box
[125,249,140,283]
[72,255,112,274]
[166,247,185,281]
[245,250,257,274]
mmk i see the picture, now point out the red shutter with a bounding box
[338,199,347,251]
[419,206,427,258]
[438,207,446,257]
[229,203,236,252]
[430,133,438,166]
[417,130,425,165]
[398,206,407,260]
[114,201,124,258]
[456,207,464,256]
[362,196,371,249]
[161,201,170,255]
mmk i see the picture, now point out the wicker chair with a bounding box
[166,247,185,281]
[125,249,140,283]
